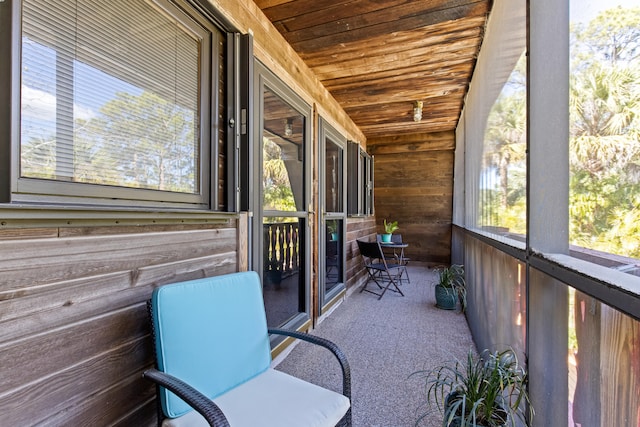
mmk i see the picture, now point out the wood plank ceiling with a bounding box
[255,0,492,139]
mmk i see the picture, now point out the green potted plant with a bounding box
[434,264,466,311]
[327,221,339,241]
[411,348,533,427]
[381,219,399,243]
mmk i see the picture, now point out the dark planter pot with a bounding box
[444,391,508,427]
[435,284,458,310]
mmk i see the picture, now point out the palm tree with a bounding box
[569,7,640,256]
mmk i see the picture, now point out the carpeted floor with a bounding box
[274,263,477,427]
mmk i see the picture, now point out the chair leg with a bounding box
[359,269,383,295]
[369,269,404,300]
[400,264,410,284]
[382,271,404,298]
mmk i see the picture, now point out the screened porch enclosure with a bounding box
[1,0,640,425]
[449,0,640,425]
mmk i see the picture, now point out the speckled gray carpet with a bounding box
[274,263,477,427]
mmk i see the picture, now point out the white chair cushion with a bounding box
[162,368,350,427]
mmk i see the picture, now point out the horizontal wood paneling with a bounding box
[369,132,455,265]
[0,307,148,391]
[345,216,376,291]
[0,223,237,426]
[0,228,235,291]
[46,375,156,427]
[0,227,59,240]
[2,336,151,426]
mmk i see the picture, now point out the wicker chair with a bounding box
[143,271,351,427]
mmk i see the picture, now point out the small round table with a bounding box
[379,242,410,283]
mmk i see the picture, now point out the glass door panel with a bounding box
[325,218,343,292]
[262,217,305,327]
[325,141,343,213]
[261,85,307,327]
[320,120,346,312]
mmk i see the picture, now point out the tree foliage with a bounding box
[481,52,527,234]
[569,7,640,258]
[262,137,296,212]
[21,91,198,193]
[482,6,640,259]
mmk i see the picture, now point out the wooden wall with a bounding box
[0,223,237,426]
[368,131,455,265]
[0,1,369,425]
[345,216,377,293]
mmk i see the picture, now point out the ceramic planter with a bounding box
[435,284,458,310]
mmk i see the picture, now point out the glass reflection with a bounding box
[262,217,304,327]
[262,89,304,212]
[261,86,306,327]
[325,219,343,291]
[325,139,343,213]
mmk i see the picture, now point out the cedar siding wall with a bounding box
[0,223,237,426]
[368,131,455,265]
[1,0,366,424]
[345,216,377,292]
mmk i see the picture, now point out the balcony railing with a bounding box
[263,222,300,280]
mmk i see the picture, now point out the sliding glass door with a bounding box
[319,118,347,314]
[255,62,311,329]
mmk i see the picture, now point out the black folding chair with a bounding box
[356,240,405,300]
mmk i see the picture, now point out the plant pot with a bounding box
[435,284,458,310]
[444,391,508,427]
[381,233,392,243]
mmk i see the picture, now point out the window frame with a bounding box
[318,116,347,313]
[252,59,313,332]
[347,141,373,217]
[5,0,231,212]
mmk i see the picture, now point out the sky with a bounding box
[571,0,639,23]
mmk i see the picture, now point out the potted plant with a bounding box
[434,264,466,311]
[327,222,339,241]
[381,219,399,243]
[411,348,533,427]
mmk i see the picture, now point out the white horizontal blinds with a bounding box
[21,0,202,194]
[20,0,75,180]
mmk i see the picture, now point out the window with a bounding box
[479,52,527,237]
[15,0,225,209]
[347,141,373,216]
[569,1,640,269]
[463,2,527,242]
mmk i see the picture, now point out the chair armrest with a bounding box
[143,368,230,427]
[268,328,351,400]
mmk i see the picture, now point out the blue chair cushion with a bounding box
[151,271,271,418]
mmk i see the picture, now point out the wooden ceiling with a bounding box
[255,0,492,140]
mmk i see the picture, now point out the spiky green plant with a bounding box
[411,348,533,427]
[434,264,467,311]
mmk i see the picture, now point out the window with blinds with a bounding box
[19,0,217,207]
